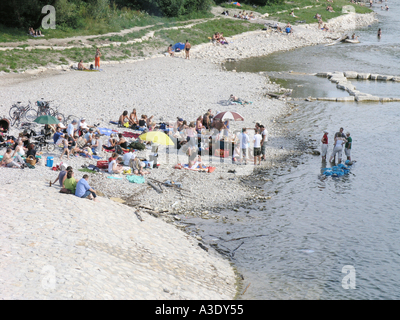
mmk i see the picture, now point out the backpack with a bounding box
[115,145,124,155]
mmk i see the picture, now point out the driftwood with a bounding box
[134,211,143,222]
[242,283,251,295]
[230,241,244,258]
[266,92,292,99]
[149,177,191,193]
[147,181,163,193]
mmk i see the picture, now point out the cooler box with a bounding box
[46,156,54,167]
[97,160,108,169]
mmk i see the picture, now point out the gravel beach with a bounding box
[0,11,378,299]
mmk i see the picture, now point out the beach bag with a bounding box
[60,188,72,194]
[25,155,37,166]
[115,145,124,155]
[90,64,94,70]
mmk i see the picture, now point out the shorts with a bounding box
[331,146,342,159]
[261,144,266,155]
[345,148,351,157]
[321,144,328,157]
[241,148,247,157]
[254,147,261,156]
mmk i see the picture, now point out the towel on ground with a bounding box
[126,175,145,184]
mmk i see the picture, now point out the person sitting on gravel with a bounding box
[0,147,25,169]
[322,24,329,32]
[108,155,124,174]
[103,134,116,151]
[75,174,98,202]
[119,110,130,127]
[63,170,79,194]
[78,60,88,71]
[285,23,293,35]
[50,166,72,187]
[53,127,63,144]
[129,108,139,127]
[130,157,149,176]
[167,44,174,56]
[138,115,147,132]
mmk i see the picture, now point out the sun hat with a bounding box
[324,130,329,134]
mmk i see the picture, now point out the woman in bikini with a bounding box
[129,108,138,127]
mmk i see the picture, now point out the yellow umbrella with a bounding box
[138,131,174,146]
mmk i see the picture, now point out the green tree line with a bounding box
[0,0,215,29]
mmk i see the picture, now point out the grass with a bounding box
[156,18,264,46]
[220,0,372,24]
[0,1,373,72]
[0,11,213,43]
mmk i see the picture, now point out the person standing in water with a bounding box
[95,48,101,70]
[321,131,329,161]
[345,132,352,161]
[378,28,382,38]
[184,40,191,60]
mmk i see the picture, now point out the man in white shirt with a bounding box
[260,125,268,161]
[253,129,262,165]
[240,128,249,165]
[123,148,136,166]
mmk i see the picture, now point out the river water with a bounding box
[190,5,400,299]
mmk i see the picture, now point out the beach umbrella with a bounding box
[139,131,174,146]
[213,111,244,121]
[33,115,59,125]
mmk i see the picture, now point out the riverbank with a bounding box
[0,11,378,300]
[0,56,298,299]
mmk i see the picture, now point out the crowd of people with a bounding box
[321,127,352,163]
[233,11,255,20]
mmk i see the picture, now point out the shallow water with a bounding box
[189,6,400,299]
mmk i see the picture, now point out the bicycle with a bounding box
[36,99,65,123]
[33,135,56,152]
[9,101,37,125]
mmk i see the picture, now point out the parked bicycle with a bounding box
[9,101,37,126]
[33,135,55,152]
[36,99,65,123]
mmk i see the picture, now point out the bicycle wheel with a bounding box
[9,106,19,119]
[47,143,55,152]
[67,115,79,122]
[55,113,65,124]
[25,109,38,122]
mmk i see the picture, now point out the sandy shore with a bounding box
[0,11,377,299]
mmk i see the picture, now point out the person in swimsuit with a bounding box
[78,60,88,70]
[129,108,139,127]
[167,44,174,56]
[378,28,382,38]
[117,133,129,151]
[185,40,191,59]
[95,48,101,70]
